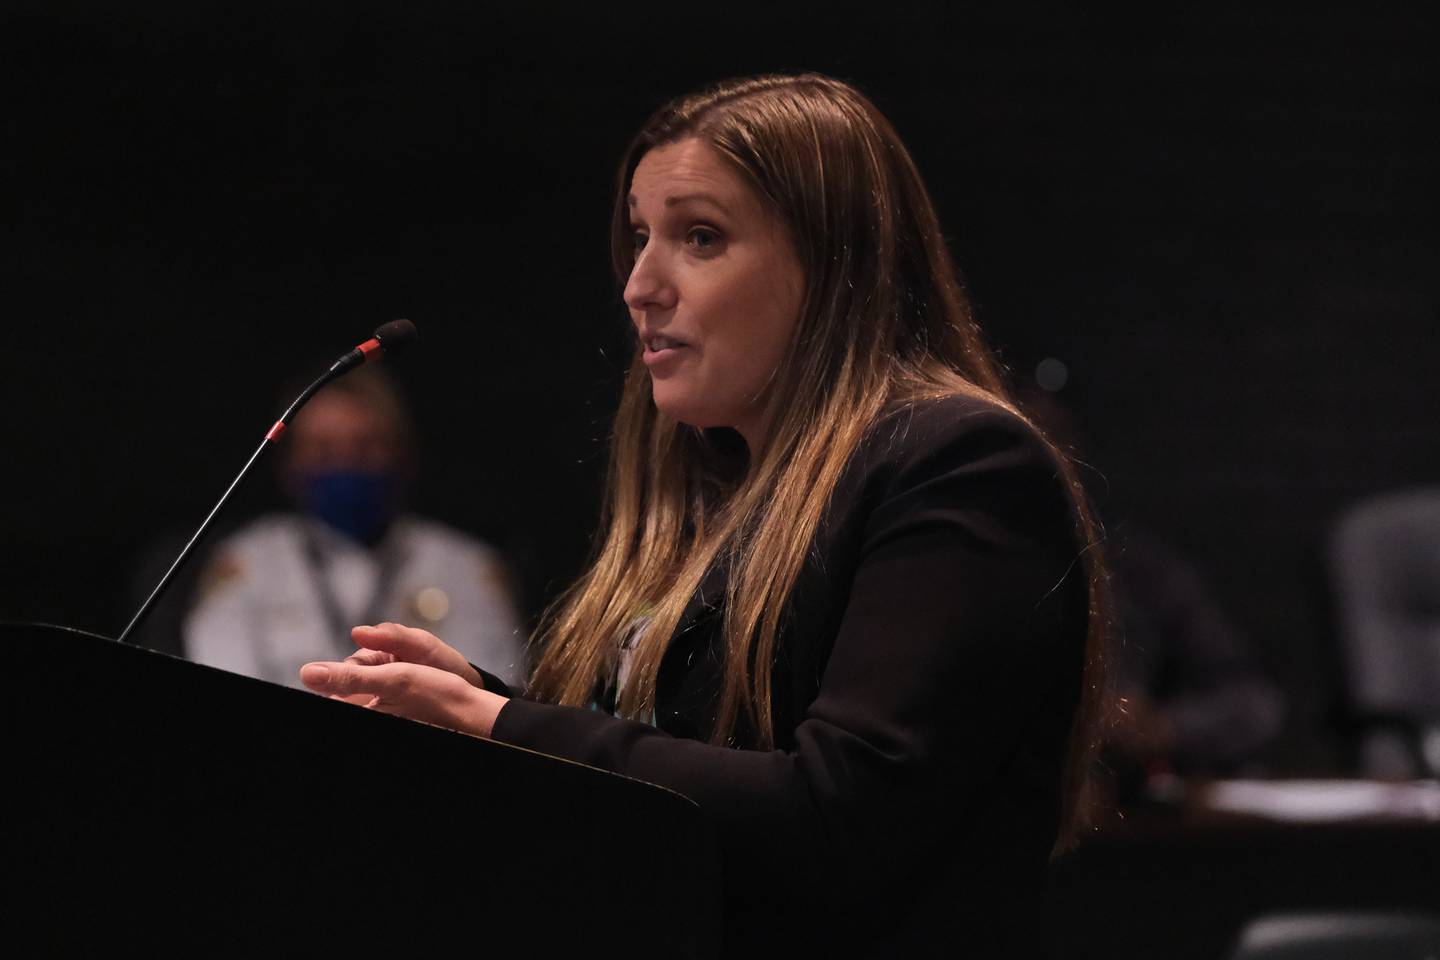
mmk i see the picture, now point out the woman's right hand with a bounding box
[342,621,486,691]
[303,624,507,738]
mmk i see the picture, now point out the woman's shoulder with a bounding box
[834,389,1079,546]
[864,390,1062,479]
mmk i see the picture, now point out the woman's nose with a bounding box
[623,246,678,313]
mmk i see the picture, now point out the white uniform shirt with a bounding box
[185,514,526,690]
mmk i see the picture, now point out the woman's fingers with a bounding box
[301,661,425,714]
[324,644,392,703]
[345,648,395,667]
[351,622,439,657]
[330,692,380,707]
[299,658,503,738]
[349,621,484,688]
[301,661,371,698]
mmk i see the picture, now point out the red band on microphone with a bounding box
[265,421,286,442]
[358,337,382,359]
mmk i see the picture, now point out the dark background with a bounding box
[4,2,1436,772]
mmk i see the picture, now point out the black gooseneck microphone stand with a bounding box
[116,318,418,645]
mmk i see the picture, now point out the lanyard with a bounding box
[300,523,401,657]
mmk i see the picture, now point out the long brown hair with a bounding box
[527,74,1109,851]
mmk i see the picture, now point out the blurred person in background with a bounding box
[1017,380,1285,798]
[185,366,526,690]
[1106,528,1286,789]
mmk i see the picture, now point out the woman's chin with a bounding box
[650,389,709,428]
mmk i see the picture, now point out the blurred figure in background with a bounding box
[1017,377,1285,797]
[1107,529,1286,786]
[186,367,526,690]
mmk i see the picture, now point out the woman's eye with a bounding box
[687,227,721,251]
[631,231,649,253]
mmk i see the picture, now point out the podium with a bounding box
[6,624,721,956]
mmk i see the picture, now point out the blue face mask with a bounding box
[300,469,398,546]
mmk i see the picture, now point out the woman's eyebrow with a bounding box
[664,192,729,212]
[624,192,730,212]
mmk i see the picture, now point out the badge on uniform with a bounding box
[410,586,450,624]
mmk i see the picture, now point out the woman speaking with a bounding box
[301,73,1108,955]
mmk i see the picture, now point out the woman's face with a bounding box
[623,137,805,451]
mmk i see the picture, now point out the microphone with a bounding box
[117,320,419,645]
[332,318,419,376]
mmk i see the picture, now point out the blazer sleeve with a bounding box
[489,404,1088,903]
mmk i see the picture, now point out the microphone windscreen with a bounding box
[374,318,418,355]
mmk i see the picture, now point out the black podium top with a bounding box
[5,623,719,956]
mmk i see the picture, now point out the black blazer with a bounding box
[486,394,1089,957]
